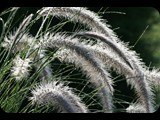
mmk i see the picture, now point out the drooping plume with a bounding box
[74,31,133,69]
[55,48,114,112]
[30,81,89,113]
[40,32,114,112]
[37,7,114,37]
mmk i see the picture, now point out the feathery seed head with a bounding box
[74,31,133,69]
[2,33,36,50]
[41,32,114,92]
[41,33,114,112]
[38,7,113,37]
[30,81,88,113]
[11,55,32,81]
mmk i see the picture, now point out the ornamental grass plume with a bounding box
[74,31,155,112]
[37,7,114,38]
[41,32,114,92]
[11,55,32,81]
[55,44,133,81]
[2,33,35,52]
[30,81,89,113]
[74,31,133,69]
[40,32,114,112]
[55,48,114,112]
